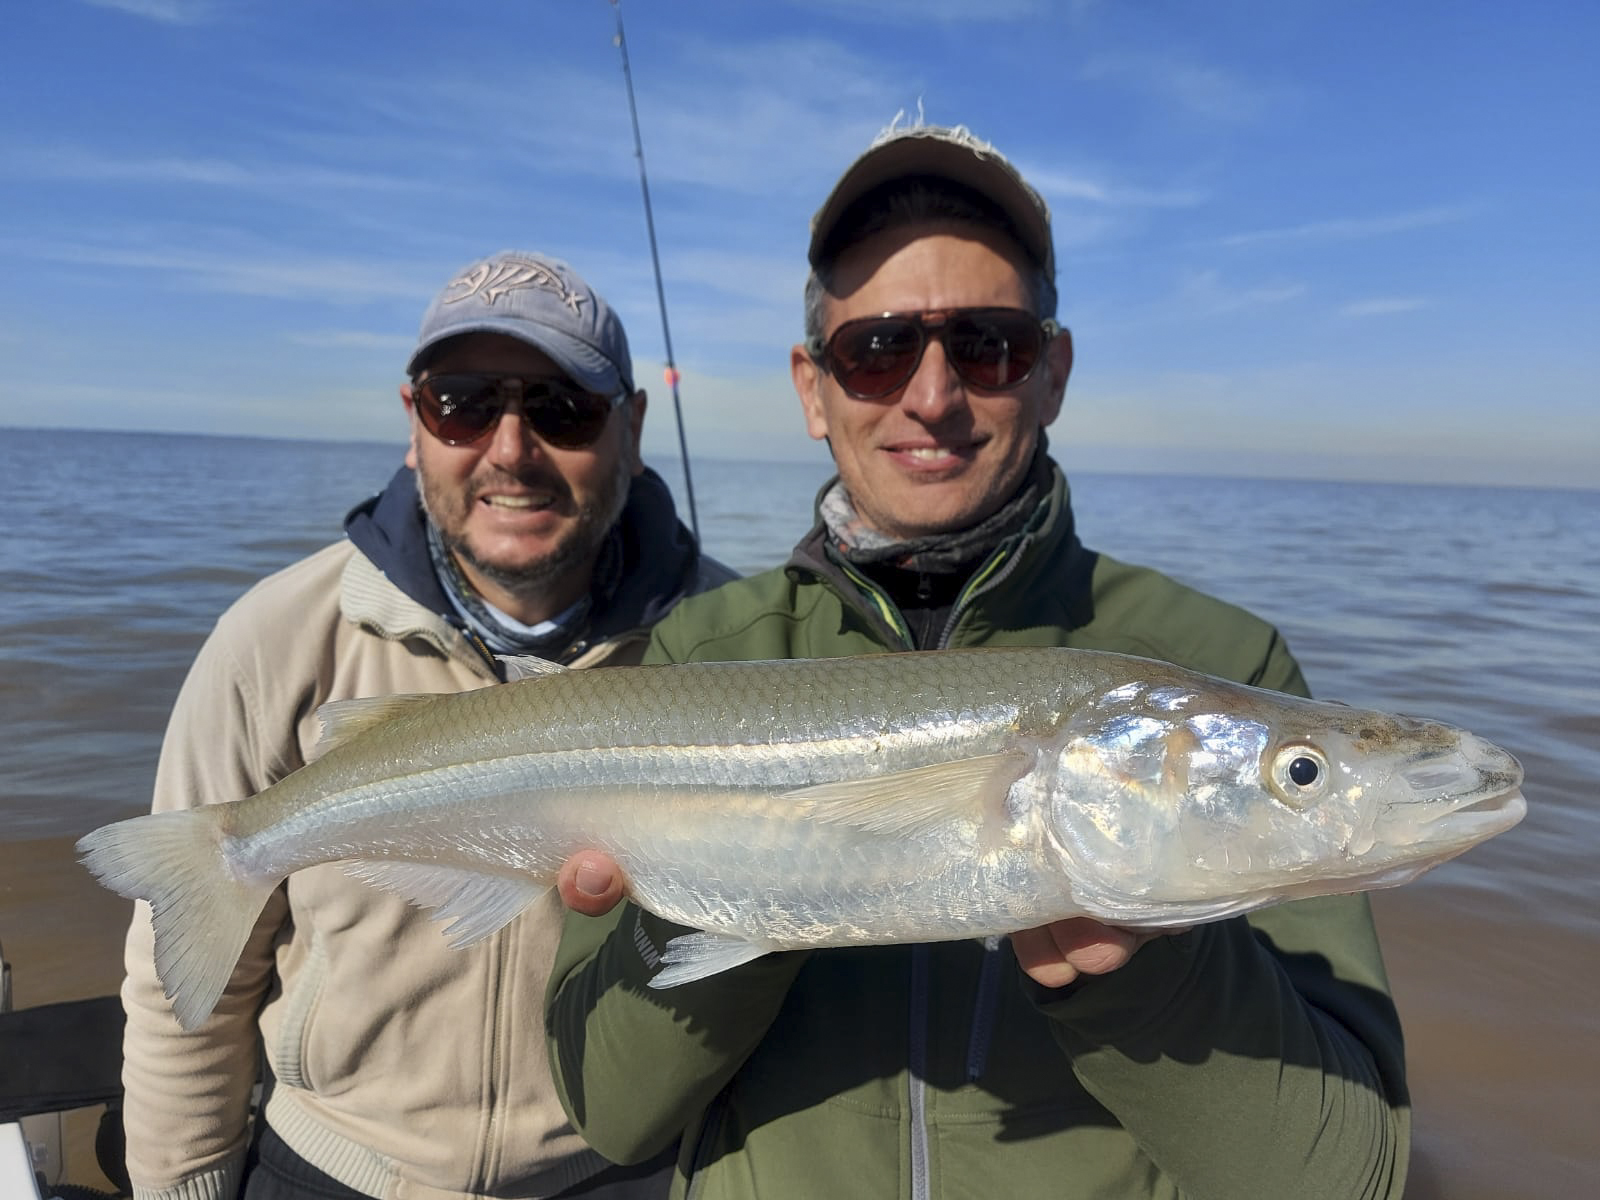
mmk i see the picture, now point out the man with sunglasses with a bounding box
[120,250,730,1200]
[545,127,1409,1199]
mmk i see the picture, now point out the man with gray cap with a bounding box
[119,250,730,1200]
[545,127,1410,1198]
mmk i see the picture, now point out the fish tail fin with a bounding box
[77,807,275,1030]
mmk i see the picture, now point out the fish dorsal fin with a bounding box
[309,694,441,762]
[341,860,549,948]
[783,750,1031,838]
[498,654,569,681]
[651,930,774,988]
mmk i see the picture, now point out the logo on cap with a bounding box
[443,259,587,315]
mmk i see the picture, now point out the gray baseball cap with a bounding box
[808,124,1054,279]
[407,250,634,394]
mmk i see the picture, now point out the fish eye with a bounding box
[1288,756,1319,786]
[1269,744,1330,807]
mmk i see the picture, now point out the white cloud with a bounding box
[81,0,213,23]
[1339,297,1430,318]
[1174,270,1307,317]
[781,0,1052,22]
[1058,359,1600,489]
[1021,163,1207,210]
[0,236,426,304]
[637,364,827,467]
[285,331,416,351]
[324,35,901,200]
[1219,206,1475,248]
[1079,53,1280,123]
[9,147,431,196]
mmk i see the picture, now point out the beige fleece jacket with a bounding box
[121,540,649,1200]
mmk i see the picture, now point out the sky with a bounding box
[2,0,1597,488]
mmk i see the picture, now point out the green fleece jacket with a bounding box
[546,470,1410,1200]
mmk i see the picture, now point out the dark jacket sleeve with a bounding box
[1028,898,1409,1198]
[546,904,809,1163]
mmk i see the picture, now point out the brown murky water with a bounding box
[3,429,1595,1197]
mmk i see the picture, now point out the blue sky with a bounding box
[3,0,1596,488]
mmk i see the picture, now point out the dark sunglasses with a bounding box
[806,307,1060,400]
[411,373,626,449]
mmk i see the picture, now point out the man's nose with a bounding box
[898,335,966,423]
[483,391,540,464]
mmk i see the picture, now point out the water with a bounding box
[2,427,1595,1197]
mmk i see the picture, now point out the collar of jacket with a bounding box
[338,550,493,674]
[341,464,715,665]
[783,460,1092,649]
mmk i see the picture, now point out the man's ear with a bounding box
[624,389,648,475]
[401,382,421,469]
[1038,327,1073,428]
[792,345,830,441]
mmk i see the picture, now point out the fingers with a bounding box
[1011,918,1144,989]
[555,850,627,917]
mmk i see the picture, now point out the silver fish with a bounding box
[78,647,1525,1030]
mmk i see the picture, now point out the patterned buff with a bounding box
[820,446,1055,574]
[424,520,621,658]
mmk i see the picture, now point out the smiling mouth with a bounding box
[892,444,977,464]
[481,493,555,511]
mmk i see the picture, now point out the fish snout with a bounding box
[1401,730,1524,828]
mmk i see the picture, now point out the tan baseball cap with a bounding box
[807,124,1054,278]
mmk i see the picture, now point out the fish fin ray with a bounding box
[309,694,441,762]
[77,808,275,1031]
[498,654,569,681]
[650,930,772,988]
[784,750,1031,837]
[342,860,547,947]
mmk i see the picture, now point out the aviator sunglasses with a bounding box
[806,307,1060,400]
[411,373,627,449]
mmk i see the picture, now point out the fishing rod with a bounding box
[608,0,700,541]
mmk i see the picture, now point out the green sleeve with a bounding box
[1029,899,1408,1198]
[1252,626,1311,696]
[545,904,809,1164]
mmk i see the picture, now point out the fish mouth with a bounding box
[1427,786,1527,844]
[1357,730,1527,864]
[1412,732,1524,826]
[1346,780,1525,892]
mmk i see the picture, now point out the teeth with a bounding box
[904,447,956,461]
[484,495,547,510]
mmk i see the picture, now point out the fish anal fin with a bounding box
[498,654,569,681]
[310,694,441,762]
[783,750,1031,837]
[342,860,547,947]
[650,930,772,988]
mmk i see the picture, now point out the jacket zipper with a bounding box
[831,545,1023,1199]
[799,534,1038,1199]
[908,946,932,1200]
[471,927,511,1191]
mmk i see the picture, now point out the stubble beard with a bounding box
[418,454,634,608]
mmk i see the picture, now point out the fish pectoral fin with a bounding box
[309,694,442,761]
[342,860,548,948]
[497,654,569,681]
[650,931,773,988]
[783,750,1032,837]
